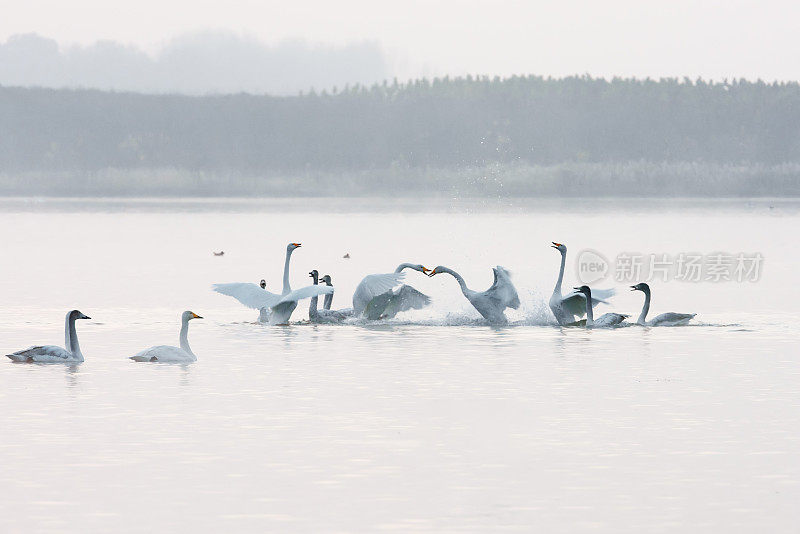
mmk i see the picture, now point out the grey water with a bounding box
[0,197,797,532]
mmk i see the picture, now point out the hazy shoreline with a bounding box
[2,161,798,198]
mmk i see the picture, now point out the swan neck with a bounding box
[442,267,469,295]
[179,317,193,355]
[637,290,651,325]
[323,292,333,310]
[584,291,594,326]
[309,279,319,317]
[282,248,293,295]
[394,263,412,273]
[554,251,566,293]
[65,312,82,358]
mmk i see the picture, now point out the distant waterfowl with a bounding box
[259,279,267,289]
[308,270,352,322]
[354,263,431,319]
[573,286,628,327]
[213,251,224,256]
[7,310,91,363]
[549,242,615,325]
[130,311,202,363]
[429,266,520,325]
[631,283,696,326]
[343,253,350,259]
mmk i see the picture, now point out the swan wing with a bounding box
[7,345,74,362]
[269,285,333,324]
[368,285,432,319]
[363,291,393,320]
[392,285,431,312]
[212,283,281,310]
[487,266,520,309]
[650,312,696,326]
[131,345,195,363]
[560,290,611,316]
[560,293,589,316]
[594,313,629,327]
[353,273,405,315]
[277,285,334,304]
[589,287,616,301]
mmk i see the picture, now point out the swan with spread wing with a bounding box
[549,242,615,325]
[428,265,520,325]
[353,263,431,319]
[213,242,333,325]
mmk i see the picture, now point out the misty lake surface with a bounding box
[0,197,797,532]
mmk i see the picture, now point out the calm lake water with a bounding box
[0,197,797,532]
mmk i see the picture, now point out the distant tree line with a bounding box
[0,32,388,96]
[2,75,800,174]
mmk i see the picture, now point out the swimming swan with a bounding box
[549,242,615,325]
[353,263,431,319]
[130,311,202,363]
[6,310,91,363]
[573,286,628,327]
[309,270,353,322]
[321,273,334,310]
[213,243,333,324]
[429,265,520,325]
[631,283,696,326]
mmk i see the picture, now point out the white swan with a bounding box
[308,270,353,322]
[549,242,615,325]
[130,311,202,363]
[573,286,628,327]
[213,242,333,325]
[353,263,431,319]
[213,243,299,322]
[631,283,696,326]
[6,310,91,363]
[429,265,520,325]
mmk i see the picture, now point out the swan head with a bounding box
[309,269,319,283]
[411,264,431,274]
[182,311,203,321]
[287,242,302,252]
[321,274,333,286]
[573,285,591,296]
[630,282,650,293]
[259,279,267,289]
[69,310,91,321]
[551,242,567,254]
[428,266,446,277]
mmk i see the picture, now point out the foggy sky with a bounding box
[3,0,800,86]
[0,33,388,95]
